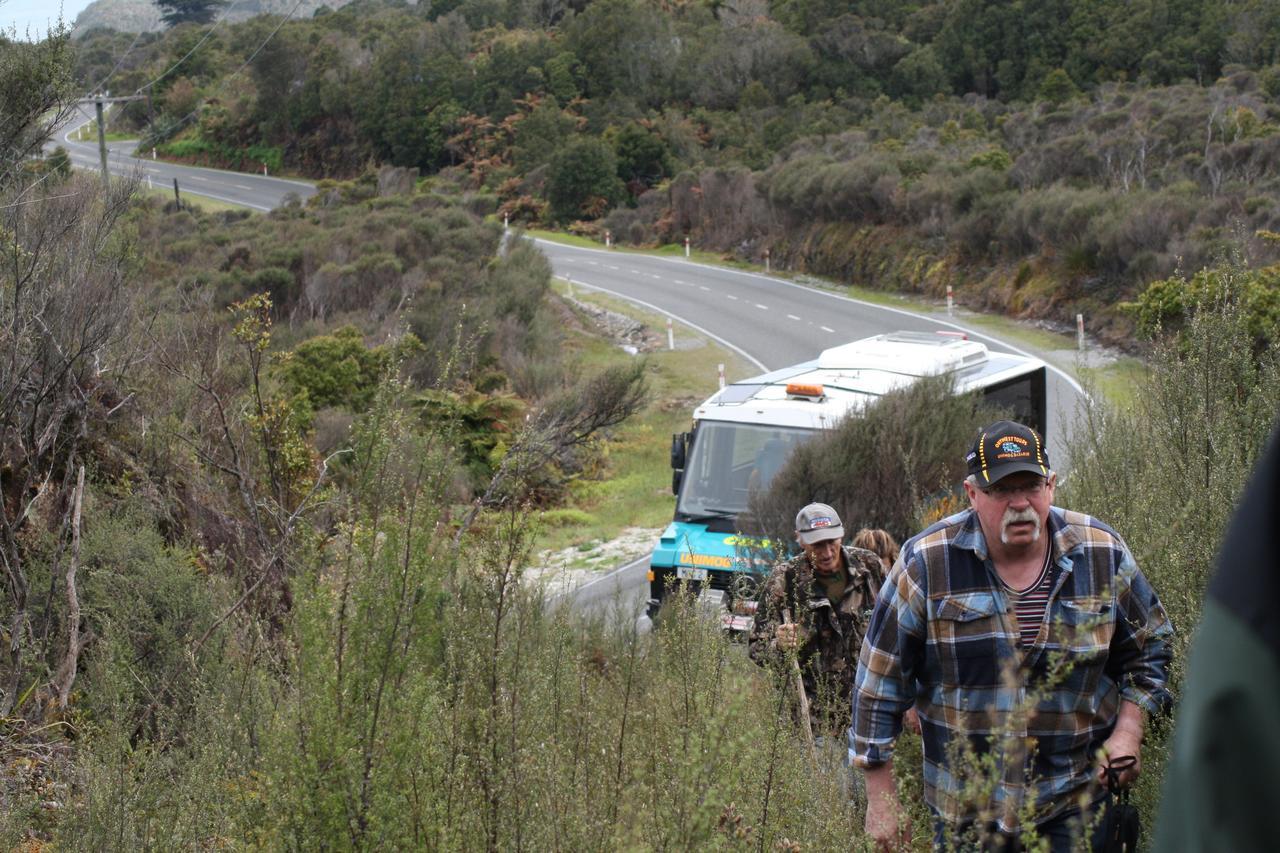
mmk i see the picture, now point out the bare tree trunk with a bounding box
[1,522,29,717]
[55,464,86,710]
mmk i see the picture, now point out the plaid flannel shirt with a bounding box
[850,506,1173,831]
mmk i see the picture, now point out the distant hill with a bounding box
[71,0,351,37]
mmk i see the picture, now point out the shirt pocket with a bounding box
[1053,596,1115,696]
[931,592,1004,688]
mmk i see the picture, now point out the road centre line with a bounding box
[726,294,738,300]
[530,238,1086,400]
[787,314,801,320]
[755,303,768,310]
[821,326,835,333]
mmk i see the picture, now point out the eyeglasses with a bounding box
[981,479,1049,500]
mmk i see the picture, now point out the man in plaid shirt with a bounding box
[851,420,1173,850]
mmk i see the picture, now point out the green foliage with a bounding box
[547,137,626,223]
[0,23,74,185]
[279,326,422,414]
[157,135,285,174]
[1060,261,1280,833]
[414,386,527,484]
[750,374,1001,546]
[968,146,1013,172]
[45,145,72,179]
[1037,68,1080,105]
[1124,260,1280,347]
[610,121,674,190]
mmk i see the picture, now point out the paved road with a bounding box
[43,113,1088,619]
[533,238,1084,459]
[532,238,1089,617]
[52,104,317,211]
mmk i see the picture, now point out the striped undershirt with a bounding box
[1002,547,1055,647]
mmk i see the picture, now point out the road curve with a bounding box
[536,238,1091,618]
[42,112,1089,617]
[51,104,317,211]
[533,237,1084,466]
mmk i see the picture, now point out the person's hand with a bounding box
[1096,728,1142,789]
[865,787,910,850]
[775,622,800,651]
[903,706,921,735]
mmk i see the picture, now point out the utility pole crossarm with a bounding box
[87,94,147,188]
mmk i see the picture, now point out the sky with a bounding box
[2,0,95,40]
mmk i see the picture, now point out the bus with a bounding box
[648,331,1047,629]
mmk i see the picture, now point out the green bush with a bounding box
[1060,265,1280,833]
[750,373,1001,548]
[547,137,626,223]
[1123,261,1280,348]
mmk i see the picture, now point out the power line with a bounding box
[83,29,147,97]
[157,0,310,139]
[134,0,249,94]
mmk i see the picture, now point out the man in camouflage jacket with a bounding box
[748,502,884,737]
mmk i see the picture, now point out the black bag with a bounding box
[1100,755,1141,853]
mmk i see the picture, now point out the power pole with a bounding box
[95,99,109,190]
[87,93,146,189]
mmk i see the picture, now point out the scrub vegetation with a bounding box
[74,0,1280,346]
[1,4,1277,849]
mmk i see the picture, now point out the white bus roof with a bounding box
[693,332,1044,430]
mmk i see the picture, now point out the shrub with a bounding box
[547,137,626,223]
[1060,262,1280,832]
[749,374,1002,548]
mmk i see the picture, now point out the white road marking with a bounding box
[820,326,835,333]
[189,176,209,182]
[787,314,801,320]
[555,279,767,372]
[234,184,253,190]
[755,303,768,310]
[726,294,738,300]
[674,279,686,284]
[699,286,710,291]
[606,265,620,270]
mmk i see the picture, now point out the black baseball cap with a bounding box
[966,420,1050,485]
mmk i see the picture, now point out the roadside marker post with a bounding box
[605,230,612,249]
[1077,314,1085,349]
[684,236,690,257]
[565,276,573,297]
[946,284,954,316]
[718,363,725,389]
[503,212,509,231]
[765,249,771,273]
[667,317,674,351]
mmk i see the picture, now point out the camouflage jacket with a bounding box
[748,546,884,735]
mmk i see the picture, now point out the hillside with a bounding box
[72,0,1280,346]
[7,7,1280,847]
[71,0,357,37]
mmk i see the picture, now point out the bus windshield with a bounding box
[676,421,816,520]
